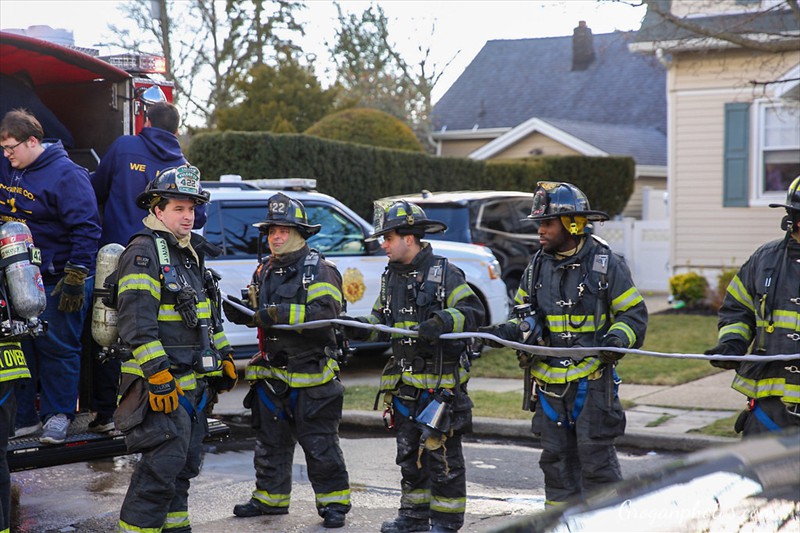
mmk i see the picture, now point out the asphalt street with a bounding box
[11,431,676,532]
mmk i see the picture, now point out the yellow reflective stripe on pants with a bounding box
[253,490,291,508]
[431,495,466,514]
[401,488,431,506]
[118,519,161,533]
[163,511,189,530]
[316,488,351,506]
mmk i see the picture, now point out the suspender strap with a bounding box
[256,381,299,420]
[538,378,588,429]
[752,401,782,432]
[0,386,13,407]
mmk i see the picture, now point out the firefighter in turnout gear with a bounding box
[705,175,800,435]
[480,182,647,506]
[341,201,485,533]
[0,340,29,533]
[222,192,350,529]
[115,165,237,533]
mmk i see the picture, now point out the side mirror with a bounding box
[364,237,381,255]
[135,85,167,106]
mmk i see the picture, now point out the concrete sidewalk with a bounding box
[213,368,742,453]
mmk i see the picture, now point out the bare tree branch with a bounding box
[643,0,800,53]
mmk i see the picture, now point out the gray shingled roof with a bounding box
[541,117,667,166]
[432,31,666,134]
[633,1,799,44]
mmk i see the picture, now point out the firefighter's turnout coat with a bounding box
[513,235,647,505]
[359,243,485,531]
[716,235,800,434]
[243,244,351,517]
[115,228,230,533]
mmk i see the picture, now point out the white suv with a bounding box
[199,180,509,355]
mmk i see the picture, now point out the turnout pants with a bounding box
[249,378,351,516]
[119,383,207,533]
[392,386,472,531]
[532,374,625,505]
[0,381,15,533]
[738,397,800,436]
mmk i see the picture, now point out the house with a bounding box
[431,23,668,220]
[630,0,800,282]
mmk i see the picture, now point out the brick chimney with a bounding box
[572,20,595,71]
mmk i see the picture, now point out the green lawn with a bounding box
[343,385,532,419]
[470,313,722,386]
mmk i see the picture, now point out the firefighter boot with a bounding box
[380,515,430,532]
[322,509,346,528]
[233,500,289,518]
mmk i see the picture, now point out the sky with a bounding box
[0,0,647,105]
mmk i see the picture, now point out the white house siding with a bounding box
[669,49,799,282]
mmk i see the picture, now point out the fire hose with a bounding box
[221,293,800,363]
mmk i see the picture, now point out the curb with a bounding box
[214,409,737,453]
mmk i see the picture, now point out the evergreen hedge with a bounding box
[187,132,634,220]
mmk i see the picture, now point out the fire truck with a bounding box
[0,31,228,472]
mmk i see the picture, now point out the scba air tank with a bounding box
[0,221,47,320]
[92,243,124,348]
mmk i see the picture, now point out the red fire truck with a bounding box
[0,31,227,471]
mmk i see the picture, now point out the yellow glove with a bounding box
[217,352,239,393]
[147,369,183,413]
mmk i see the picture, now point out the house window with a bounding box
[755,101,800,201]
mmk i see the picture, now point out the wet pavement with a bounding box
[11,432,675,532]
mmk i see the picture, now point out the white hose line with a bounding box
[221,293,800,363]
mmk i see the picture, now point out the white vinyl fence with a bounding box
[593,218,670,293]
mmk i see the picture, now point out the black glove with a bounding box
[599,335,626,364]
[338,315,370,341]
[222,296,253,326]
[417,315,445,343]
[251,305,278,328]
[704,341,747,370]
[478,323,518,348]
[51,262,88,312]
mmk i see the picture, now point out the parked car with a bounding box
[380,190,539,298]
[493,430,800,532]
[199,180,509,356]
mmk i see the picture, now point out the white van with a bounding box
[199,180,509,355]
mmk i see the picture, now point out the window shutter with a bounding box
[723,102,750,207]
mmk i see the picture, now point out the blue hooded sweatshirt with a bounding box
[0,140,100,279]
[92,127,206,247]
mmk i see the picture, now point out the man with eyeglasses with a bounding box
[0,109,100,445]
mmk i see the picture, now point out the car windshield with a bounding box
[203,199,366,257]
[416,204,471,243]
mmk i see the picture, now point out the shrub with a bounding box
[187,132,636,220]
[669,272,709,308]
[305,108,425,152]
[709,268,737,311]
